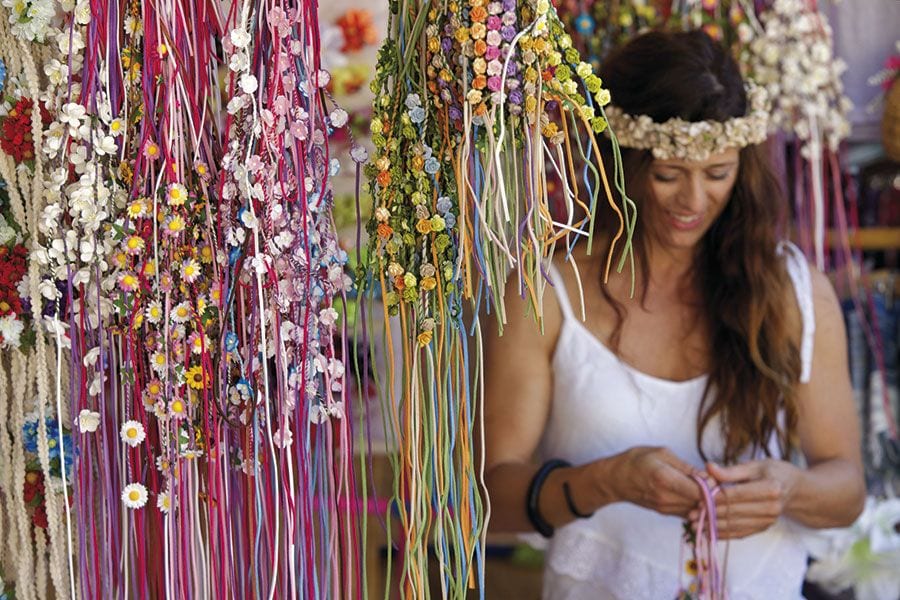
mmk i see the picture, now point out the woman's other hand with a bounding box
[697,459,801,540]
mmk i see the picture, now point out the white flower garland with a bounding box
[604,81,770,161]
[0,0,56,43]
[0,2,84,595]
[746,0,852,155]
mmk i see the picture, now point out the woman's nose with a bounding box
[677,175,708,213]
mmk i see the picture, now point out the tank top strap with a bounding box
[778,240,816,383]
[546,262,577,322]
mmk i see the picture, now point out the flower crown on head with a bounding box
[604,81,771,161]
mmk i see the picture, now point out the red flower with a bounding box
[0,244,27,317]
[23,471,45,504]
[0,296,23,316]
[32,504,48,529]
[0,98,52,163]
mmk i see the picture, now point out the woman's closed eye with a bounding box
[652,172,679,183]
[706,169,733,181]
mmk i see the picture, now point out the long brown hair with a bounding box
[598,31,800,463]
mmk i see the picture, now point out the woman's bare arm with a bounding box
[707,268,866,537]
[484,272,703,533]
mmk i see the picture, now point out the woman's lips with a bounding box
[667,211,705,231]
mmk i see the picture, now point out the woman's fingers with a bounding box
[715,514,779,539]
[717,476,784,500]
[686,475,784,538]
[689,508,779,539]
[706,460,765,483]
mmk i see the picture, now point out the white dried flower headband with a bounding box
[604,81,771,161]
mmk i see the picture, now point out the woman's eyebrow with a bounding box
[654,161,738,171]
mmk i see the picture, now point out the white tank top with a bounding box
[539,242,815,600]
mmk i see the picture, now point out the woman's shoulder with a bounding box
[482,260,565,365]
[777,242,847,382]
[486,242,606,356]
[777,242,839,323]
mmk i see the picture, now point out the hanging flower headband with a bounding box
[604,81,771,161]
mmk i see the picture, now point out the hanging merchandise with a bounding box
[562,0,898,435]
[740,0,852,271]
[870,40,900,162]
[555,0,664,70]
[362,0,632,595]
[560,0,855,265]
[0,0,363,598]
[217,3,362,598]
[739,1,899,452]
[0,7,78,597]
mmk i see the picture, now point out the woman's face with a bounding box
[644,148,740,254]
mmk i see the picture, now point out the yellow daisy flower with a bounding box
[167,183,188,206]
[170,398,185,417]
[109,118,125,137]
[146,380,162,398]
[165,215,185,235]
[124,235,145,255]
[181,258,201,283]
[150,351,167,371]
[127,198,147,218]
[186,365,208,390]
[171,302,191,323]
[143,142,160,160]
[119,272,140,292]
[157,492,172,514]
[145,301,163,324]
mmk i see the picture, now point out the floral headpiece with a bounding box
[604,81,771,161]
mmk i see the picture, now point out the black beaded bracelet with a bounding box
[563,481,594,519]
[526,459,571,538]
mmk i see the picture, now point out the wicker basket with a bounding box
[884,78,900,162]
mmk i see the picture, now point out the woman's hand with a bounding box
[608,446,704,518]
[693,459,801,540]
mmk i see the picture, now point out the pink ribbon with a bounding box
[678,474,728,600]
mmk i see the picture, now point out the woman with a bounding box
[483,31,865,599]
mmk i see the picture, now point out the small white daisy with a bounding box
[119,420,146,447]
[121,483,148,509]
[171,301,191,324]
[145,300,163,324]
[167,183,188,206]
[149,351,167,374]
[181,258,201,284]
[157,490,172,514]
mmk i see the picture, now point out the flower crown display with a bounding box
[604,81,771,161]
[0,0,365,598]
[557,0,856,270]
[362,0,635,594]
[366,0,631,322]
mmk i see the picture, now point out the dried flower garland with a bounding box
[0,0,364,598]
[744,0,852,154]
[605,81,770,161]
[557,0,663,68]
[362,0,632,595]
